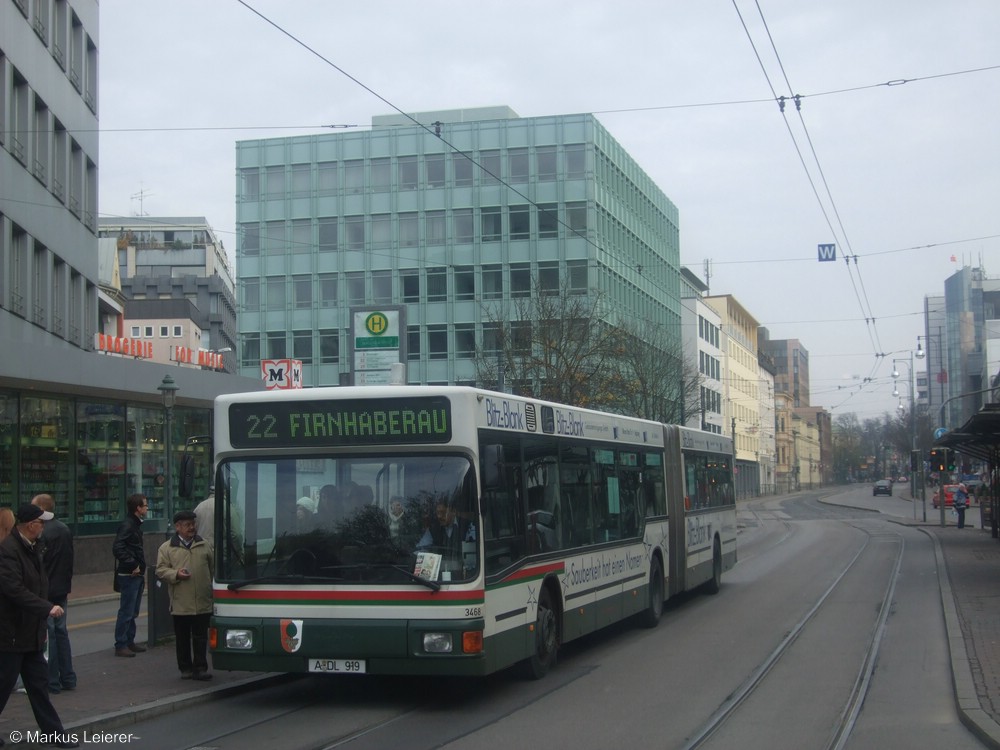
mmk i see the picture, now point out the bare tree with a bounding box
[473,281,622,410]
[611,318,701,424]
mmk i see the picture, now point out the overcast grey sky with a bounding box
[98,1,1000,421]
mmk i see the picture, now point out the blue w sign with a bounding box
[818,244,837,262]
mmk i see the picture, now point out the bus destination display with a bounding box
[228,396,452,448]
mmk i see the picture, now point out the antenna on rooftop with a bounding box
[703,258,712,294]
[131,185,153,216]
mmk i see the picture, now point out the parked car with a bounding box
[873,479,893,497]
[933,484,960,508]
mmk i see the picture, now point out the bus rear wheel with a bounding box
[704,537,722,595]
[525,586,558,679]
[640,557,664,628]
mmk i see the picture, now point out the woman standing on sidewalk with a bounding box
[954,483,969,529]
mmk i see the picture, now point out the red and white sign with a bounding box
[94,334,153,359]
[261,359,303,390]
[172,347,226,370]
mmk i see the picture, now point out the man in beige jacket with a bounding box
[155,510,214,680]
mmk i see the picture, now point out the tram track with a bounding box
[680,523,905,750]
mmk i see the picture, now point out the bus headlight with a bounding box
[422,633,453,653]
[225,629,254,650]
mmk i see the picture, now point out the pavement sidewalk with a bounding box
[1,500,999,747]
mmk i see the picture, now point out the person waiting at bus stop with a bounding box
[156,510,214,680]
[954,483,969,529]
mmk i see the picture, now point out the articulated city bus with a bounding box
[208,386,736,678]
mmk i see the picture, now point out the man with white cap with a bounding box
[0,503,79,748]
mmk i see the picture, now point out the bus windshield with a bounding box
[215,454,478,586]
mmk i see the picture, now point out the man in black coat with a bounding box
[0,504,79,748]
[112,493,148,657]
[32,494,76,693]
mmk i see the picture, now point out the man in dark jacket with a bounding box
[0,503,79,748]
[112,493,148,657]
[32,494,76,693]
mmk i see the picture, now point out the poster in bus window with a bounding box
[413,551,442,581]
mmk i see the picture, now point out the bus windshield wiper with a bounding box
[227,574,341,590]
[318,563,441,592]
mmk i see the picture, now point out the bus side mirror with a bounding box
[482,444,504,489]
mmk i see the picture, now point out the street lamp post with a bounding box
[157,374,179,526]
[151,374,180,646]
[893,354,921,520]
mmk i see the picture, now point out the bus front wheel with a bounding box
[525,586,558,679]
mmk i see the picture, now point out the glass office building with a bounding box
[235,107,683,388]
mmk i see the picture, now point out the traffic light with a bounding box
[929,449,941,471]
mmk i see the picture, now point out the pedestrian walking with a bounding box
[31,494,76,693]
[112,493,148,657]
[155,510,214,680]
[0,503,80,748]
[954,483,969,529]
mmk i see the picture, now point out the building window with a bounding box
[318,217,337,252]
[407,326,420,360]
[293,330,313,364]
[266,331,286,358]
[479,150,501,185]
[398,156,418,189]
[454,209,474,243]
[568,260,588,293]
[566,202,587,234]
[482,265,502,300]
[265,221,285,255]
[319,274,337,307]
[144,326,153,337]
[242,333,260,366]
[426,154,445,187]
[537,146,557,181]
[241,224,260,256]
[240,168,259,201]
[371,158,391,191]
[508,149,529,183]
[510,264,531,298]
[345,160,364,193]
[291,219,311,253]
[509,205,530,240]
[428,325,447,359]
[454,266,475,301]
[293,275,312,308]
[426,210,446,246]
[427,269,447,302]
[371,270,392,304]
[265,166,284,197]
[266,277,286,310]
[538,263,559,296]
[481,207,501,242]
[453,156,473,186]
[319,329,339,364]
[346,272,364,306]
[399,213,418,247]
[566,144,586,178]
[173,325,182,337]
[290,164,310,197]
[131,326,140,337]
[345,216,364,250]
[371,214,391,250]
[511,321,532,356]
[317,161,338,195]
[160,326,169,337]
[455,324,475,356]
[482,323,499,354]
[538,204,558,239]
[401,269,420,303]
